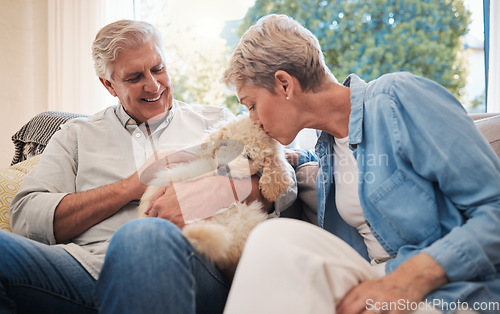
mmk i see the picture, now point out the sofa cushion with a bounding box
[281,162,319,224]
[0,155,41,231]
[474,114,500,159]
[295,162,319,223]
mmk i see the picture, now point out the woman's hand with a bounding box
[337,276,423,313]
[337,253,448,313]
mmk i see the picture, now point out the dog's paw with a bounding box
[182,223,232,265]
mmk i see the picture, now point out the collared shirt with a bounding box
[115,103,175,169]
[298,72,500,306]
[11,100,233,278]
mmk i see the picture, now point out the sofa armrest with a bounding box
[469,113,500,121]
[474,114,500,159]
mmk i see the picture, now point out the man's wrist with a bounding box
[123,172,147,201]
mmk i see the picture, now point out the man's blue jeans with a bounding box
[0,230,97,313]
[0,219,230,313]
[96,218,230,313]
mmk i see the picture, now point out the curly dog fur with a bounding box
[138,114,292,274]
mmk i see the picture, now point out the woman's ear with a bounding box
[274,70,294,99]
[99,77,118,97]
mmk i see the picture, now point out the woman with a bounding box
[221,14,500,314]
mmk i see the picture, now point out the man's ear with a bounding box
[99,77,117,97]
[274,70,294,98]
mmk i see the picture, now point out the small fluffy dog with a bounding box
[138,114,292,274]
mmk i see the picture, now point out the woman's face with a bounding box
[237,84,298,145]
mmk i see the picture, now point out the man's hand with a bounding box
[337,253,448,313]
[144,174,267,229]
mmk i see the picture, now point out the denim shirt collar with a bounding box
[343,74,367,149]
[313,74,367,229]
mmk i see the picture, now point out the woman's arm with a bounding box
[340,73,500,311]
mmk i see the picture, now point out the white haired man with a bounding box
[2,20,295,313]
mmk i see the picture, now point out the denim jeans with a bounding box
[96,218,230,314]
[0,230,97,314]
[1,218,230,314]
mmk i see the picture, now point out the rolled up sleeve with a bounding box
[10,124,78,244]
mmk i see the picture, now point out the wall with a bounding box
[0,0,134,167]
[0,0,49,167]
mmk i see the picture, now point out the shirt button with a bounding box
[135,133,141,138]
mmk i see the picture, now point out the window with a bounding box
[463,0,485,112]
[135,0,486,113]
[134,0,255,113]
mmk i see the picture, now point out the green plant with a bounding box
[240,0,472,101]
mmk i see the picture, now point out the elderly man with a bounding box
[2,20,295,313]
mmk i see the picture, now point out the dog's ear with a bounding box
[259,155,293,202]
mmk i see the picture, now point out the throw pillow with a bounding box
[295,161,319,224]
[0,155,41,231]
[474,114,500,159]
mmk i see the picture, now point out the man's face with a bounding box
[100,39,173,124]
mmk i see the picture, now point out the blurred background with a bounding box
[1,0,497,165]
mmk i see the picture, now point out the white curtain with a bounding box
[47,0,134,114]
[487,0,500,113]
[1,0,50,166]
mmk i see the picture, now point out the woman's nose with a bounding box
[249,111,261,124]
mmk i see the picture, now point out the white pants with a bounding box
[223,218,454,314]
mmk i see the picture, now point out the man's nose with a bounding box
[144,72,160,93]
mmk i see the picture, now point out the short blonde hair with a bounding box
[223,14,331,93]
[92,20,164,80]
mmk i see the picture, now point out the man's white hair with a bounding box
[92,20,164,80]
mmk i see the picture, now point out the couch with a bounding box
[1,111,500,232]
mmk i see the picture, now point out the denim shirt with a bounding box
[298,72,500,308]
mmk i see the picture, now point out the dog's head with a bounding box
[204,114,292,202]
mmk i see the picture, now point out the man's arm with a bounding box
[53,171,146,243]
